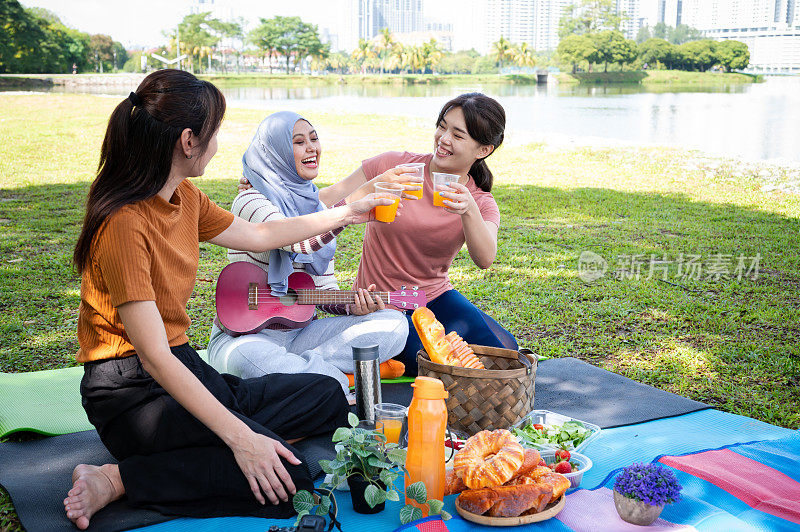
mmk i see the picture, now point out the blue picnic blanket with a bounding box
[134,409,795,532]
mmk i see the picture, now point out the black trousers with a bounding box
[80,343,349,518]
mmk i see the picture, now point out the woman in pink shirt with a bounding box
[240,93,517,375]
[344,93,518,374]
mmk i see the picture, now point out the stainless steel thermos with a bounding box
[352,344,381,422]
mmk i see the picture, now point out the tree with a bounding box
[512,42,536,69]
[173,12,222,72]
[591,30,637,72]
[559,0,623,38]
[351,38,375,73]
[556,34,596,73]
[249,18,281,73]
[213,18,243,73]
[373,28,399,74]
[438,49,479,74]
[491,37,514,69]
[638,38,675,69]
[678,40,717,71]
[669,24,703,45]
[420,39,443,73]
[88,34,114,73]
[715,40,749,71]
[250,16,322,73]
[635,25,652,44]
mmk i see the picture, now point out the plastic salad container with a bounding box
[539,449,592,489]
[510,410,601,453]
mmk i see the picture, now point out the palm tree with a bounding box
[400,45,424,74]
[351,38,375,73]
[513,42,537,69]
[374,28,399,74]
[420,39,443,73]
[491,36,514,69]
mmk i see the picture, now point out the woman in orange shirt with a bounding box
[63,69,390,529]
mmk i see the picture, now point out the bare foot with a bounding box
[63,464,124,529]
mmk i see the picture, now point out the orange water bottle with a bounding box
[405,376,449,514]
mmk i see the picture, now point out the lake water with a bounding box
[9,76,800,163]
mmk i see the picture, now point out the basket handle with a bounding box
[518,348,534,375]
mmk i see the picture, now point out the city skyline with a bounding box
[15,0,800,71]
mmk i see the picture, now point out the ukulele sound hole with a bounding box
[278,290,298,307]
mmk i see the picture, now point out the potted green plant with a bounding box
[613,463,682,525]
[293,413,451,524]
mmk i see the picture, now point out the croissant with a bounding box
[457,483,554,518]
[509,466,571,500]
[447,448,542,496]
[453,430,525,490]
[411,307,485,369]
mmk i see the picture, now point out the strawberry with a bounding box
[538,459,547,467]
[554,461,572,474]
[555,449,571,462]
[548,462,557,470]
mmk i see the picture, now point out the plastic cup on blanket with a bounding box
[375,403,407,444]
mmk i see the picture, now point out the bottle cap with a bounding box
[352,344,379,361]
[411,376,448,399]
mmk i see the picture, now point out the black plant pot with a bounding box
[347,475,386,514]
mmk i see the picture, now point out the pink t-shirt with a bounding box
[355,151,501,302]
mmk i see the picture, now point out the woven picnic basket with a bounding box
[416,345,536,436]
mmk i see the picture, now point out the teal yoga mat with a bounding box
[0,351,415,438]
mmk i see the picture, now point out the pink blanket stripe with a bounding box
[659,448,800,525]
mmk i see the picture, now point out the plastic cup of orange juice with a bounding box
[375,403,406,444]
[432,172,459,207]
[373,182,403,222]
[395,163,425,200]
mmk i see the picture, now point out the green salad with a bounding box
[513,420,592,449]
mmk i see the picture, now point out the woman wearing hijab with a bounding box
[207,111,410,393]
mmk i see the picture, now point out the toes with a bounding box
[76,515,90,530]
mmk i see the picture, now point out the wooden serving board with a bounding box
[455,495,565,526]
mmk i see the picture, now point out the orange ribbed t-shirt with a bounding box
[76,180,234,363]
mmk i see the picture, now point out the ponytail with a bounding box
[435,93,505,193]
[469,158,493,192]
[73,69,225,273]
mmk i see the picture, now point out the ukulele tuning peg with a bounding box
[412,286,419,290]
[413,304,419,308]
[400,302,407,307]
[401,285,407,290]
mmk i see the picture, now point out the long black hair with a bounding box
[435,93,505,192]
[73,69,226,273]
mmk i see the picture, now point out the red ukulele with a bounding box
[215,261,427,334]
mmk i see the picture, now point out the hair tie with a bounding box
[128,92,141,106]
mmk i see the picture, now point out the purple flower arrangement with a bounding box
[614,463,682,506]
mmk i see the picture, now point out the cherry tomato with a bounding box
[533,423,544,430]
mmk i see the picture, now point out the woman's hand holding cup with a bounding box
[438,180,475,216]
[375,165,424,200]
[345,192,402,225]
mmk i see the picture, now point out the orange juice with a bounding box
[376,418,403,444]
[432,190,446,206]
[374,197,400,222]
[404,184,423,200]
[405,377,448,516]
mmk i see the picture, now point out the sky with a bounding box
[19,0,460,49]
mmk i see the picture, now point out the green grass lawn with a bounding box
[1,93,799,530]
